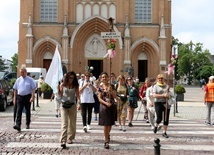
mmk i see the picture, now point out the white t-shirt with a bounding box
[79,80,95,103]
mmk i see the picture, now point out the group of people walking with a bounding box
[13,65,174,149]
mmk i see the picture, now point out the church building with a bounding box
[18,0,172,81]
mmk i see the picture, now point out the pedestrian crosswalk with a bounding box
[5,113,214,154]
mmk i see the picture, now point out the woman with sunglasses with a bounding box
[58,71,80,148]
[98,72,117,149]
[79,71,97,132]
[152,74,170,138]
[127,77,139,127]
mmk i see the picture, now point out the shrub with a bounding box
[175,84,186,94]
[41,83,52,92]
[9,78,17,87]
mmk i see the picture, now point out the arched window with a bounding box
[93,4,99,15]
[85,4,91,19]
[101,4,107,18]
[109,4,116,21]
[76,4,83,23]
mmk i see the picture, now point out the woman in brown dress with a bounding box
[98,72,117,149]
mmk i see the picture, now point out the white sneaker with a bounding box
[83,126,87,132]
[87,125,92,130]
[119,125,122,131]
[122,126,126,132]
[157,125,162,131]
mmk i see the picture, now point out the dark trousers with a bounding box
[15,94,32,127]
[38,88,42,97]
[154,102,170,126]
[81,103,94,126]
[14,103,17,123]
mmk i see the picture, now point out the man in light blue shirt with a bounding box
[13,65,37,131]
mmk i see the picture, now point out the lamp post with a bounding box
[89,66,94,73]
[172,45,178,116]
[85,66,94,73]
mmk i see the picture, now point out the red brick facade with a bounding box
[18,0,172,81]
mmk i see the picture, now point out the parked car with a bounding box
[3,72,17,82]
[0,79,13,111]
[0,71,8,79]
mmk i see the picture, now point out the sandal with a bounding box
[67,140,73,144]
[104,142,109,149]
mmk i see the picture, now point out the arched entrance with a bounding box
[130,37,159,81]
[69,16,123,75]
[138,52,148,82]
[43,52,52,71]
[32,36,63,71]
[88,60,103,79]
[84,34,106,78]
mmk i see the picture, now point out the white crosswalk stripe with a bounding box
[6,116,214,153]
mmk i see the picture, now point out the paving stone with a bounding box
[0,87,214,154]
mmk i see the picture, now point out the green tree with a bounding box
[173,38,212,84]
[11,53,18,72]
[177,52,192,76]
[195,65,213,81]
[0,57,8,71]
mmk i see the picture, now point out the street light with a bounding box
[172,45,178,115]
[85,66,94,73]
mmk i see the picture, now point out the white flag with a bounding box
[45,45,63,94]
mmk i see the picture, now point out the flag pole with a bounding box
[108,17,114,85]
[108,18,114,102]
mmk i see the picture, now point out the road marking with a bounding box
[22,128,214,135]
[6,142,214,151]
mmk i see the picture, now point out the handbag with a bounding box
[62,101,74,109]
[120,96,128,102]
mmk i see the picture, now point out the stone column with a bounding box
[62,15,69,65]
[26,13,33,66]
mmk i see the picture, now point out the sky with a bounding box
[0,0,214,60]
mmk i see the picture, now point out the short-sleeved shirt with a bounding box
[152,84,168,103]
[13,76,37,96]
[79,80,95,103]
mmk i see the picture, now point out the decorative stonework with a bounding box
[85,35,106,58]
[70,16,123,49]
[26,59,32,64]
[124,60,131,65]
[130,37,159,56]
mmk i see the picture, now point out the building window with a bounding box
[135,0,152,23]
[40,0,58,22]
[76,3,116,22]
